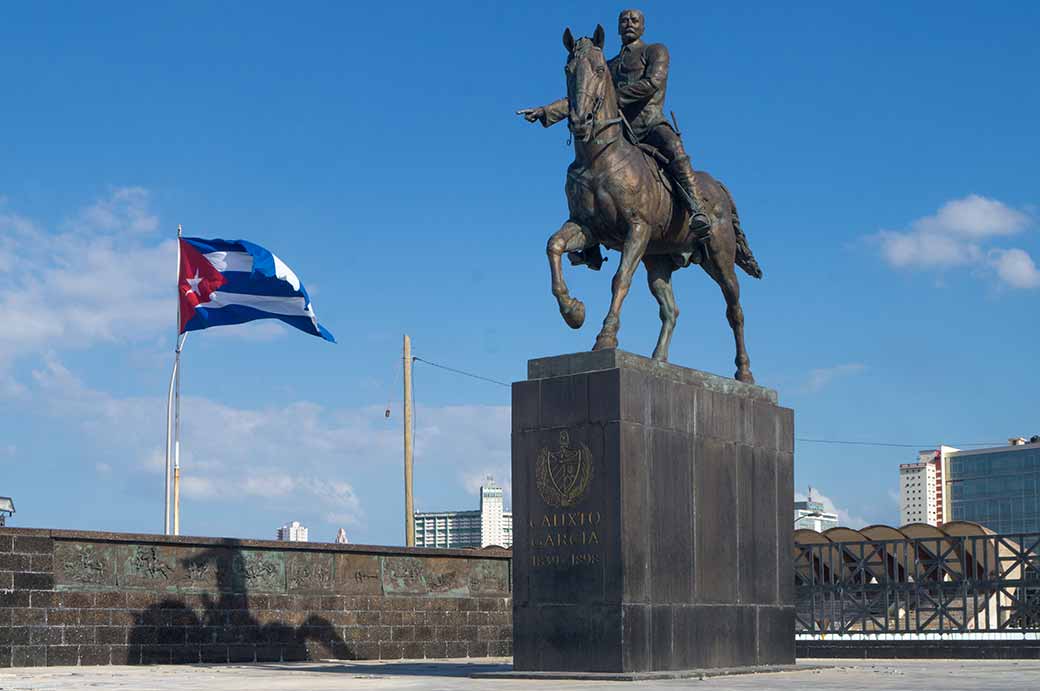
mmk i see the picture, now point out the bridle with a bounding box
[567,56,623,148]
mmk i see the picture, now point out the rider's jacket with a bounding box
[538,39,672,142]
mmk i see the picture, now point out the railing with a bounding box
[795,532,1040,636]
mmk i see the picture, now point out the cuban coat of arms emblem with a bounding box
[536,430,593,507]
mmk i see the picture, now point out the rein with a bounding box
[569,84,623,147]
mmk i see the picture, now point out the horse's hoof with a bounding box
[735,369,755,384]
[592,334,618,351]
[560,298,585,329]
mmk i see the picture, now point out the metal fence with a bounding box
[795,531,1040,635]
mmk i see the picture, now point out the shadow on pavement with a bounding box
[249,660,512,677]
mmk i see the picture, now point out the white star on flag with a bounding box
[186,269,203,296]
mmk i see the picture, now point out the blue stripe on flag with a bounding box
[184,304,335,342]
[183,237,246,254]
[217,272,304,299]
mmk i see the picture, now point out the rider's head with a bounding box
[618,9,645,45]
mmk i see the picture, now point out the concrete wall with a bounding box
[0,527,511,667]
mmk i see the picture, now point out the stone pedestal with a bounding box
[511,350,794,673]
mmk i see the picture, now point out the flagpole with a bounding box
[165,226,184,532]
[164,224,184,535]
[403,334,415,547]
[173,329,184,536]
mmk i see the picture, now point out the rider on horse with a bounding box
[520,9,711,237]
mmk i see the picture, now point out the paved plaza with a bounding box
[2,659,1040,690]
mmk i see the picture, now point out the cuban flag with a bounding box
[178,237,334,342]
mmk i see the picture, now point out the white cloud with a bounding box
[989,248,1040,289]
[78,186,159,234]
[95,462,112,474]
[872,195,1036,288]
[0,190,287,392]
[913,194,1029,240]
[795,487,870,529]
[802,363,865,393]
[29,354,509,538]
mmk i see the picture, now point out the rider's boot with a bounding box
[669,155,711,237]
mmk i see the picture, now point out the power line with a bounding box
[404,358,1011,450]
[796,438,1002,449]
[411,356,511,388]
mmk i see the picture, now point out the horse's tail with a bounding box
[719,181,762,279]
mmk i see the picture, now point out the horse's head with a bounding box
[563,24,612,143]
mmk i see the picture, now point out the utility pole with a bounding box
[403,334,415,547]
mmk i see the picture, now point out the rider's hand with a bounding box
[516,107,545,123]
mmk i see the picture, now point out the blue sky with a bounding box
[1,1,1037,542]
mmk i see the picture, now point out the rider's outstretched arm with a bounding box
[538,98,568,127]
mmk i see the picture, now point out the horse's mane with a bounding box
[571,37,602,57]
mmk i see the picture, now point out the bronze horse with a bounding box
[541,26,762,383]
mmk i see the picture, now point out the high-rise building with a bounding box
[276,520,308,542]
[945,437,1040,533]
[794,488,839,531]
[899,445,959,526]
[414,478,513,549]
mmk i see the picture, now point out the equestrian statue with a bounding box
[517,10,762,383]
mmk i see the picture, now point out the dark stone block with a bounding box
[47,645,79,666]
[423,640,447,658]
[0,535,12,552]
[30,626,61,646]
[95,592,127,609]
[749,447,780,605]
[79,609,109,626]
[588,369,620,423]
[649,605,673,670]
[694,437,738,604]
[79,644,110,666]
[12,645,46,667]
[28,591,53,609]
[202,645,229,663]
[619,423,649,604]
[228,645,255,663]
[379,641,404,659]
[0,590,30,608]
[512,380,540,433]
[8,627,29,646]
[61,592,94,609]
[11,607,45,626]
[621,604,649,671]
[110,645,138,665]
[96,626,127,646]
[29,554,54,573]
[514,604,621,672]
[650,427,693,604]
[467,641,490,657]
[445,641,468,658]
[539,374,589,428]
[757,606,795,665]
[514,350,793,673]
[13,537,52,555]
[777,452,795,606]
[63,626,94,645]
[157,626,186,645]
[401,641,424,660]
[489,639,512,657]
[0,553,30,571]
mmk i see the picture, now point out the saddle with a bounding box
[568,134,711,272]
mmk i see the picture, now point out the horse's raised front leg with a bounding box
[547,221,595,329]
[643,254,678,362]
[593,219,650,351]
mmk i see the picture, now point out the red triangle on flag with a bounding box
[179,238,227,332]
